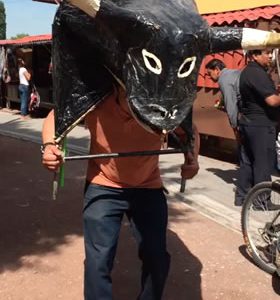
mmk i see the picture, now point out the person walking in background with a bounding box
[18,58,31,119]
[237,49,280,207]
[205,59,246,205]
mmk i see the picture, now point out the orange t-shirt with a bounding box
[85,90,162,188]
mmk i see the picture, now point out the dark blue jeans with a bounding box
[83,184,170,300]
[234,142,251,206]
[18,84,29,116]
[235,124,276,205]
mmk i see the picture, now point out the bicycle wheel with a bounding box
[241,181,280,275]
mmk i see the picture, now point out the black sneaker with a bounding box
[234,200,243,207]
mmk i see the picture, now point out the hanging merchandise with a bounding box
[29,83,41,112]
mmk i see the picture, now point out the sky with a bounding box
[4,0,58,38]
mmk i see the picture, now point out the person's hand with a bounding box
[181,152,199,179]
[42,144,63,172]
[233,127,242,144]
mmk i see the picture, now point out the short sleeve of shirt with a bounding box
[248,67,276,99]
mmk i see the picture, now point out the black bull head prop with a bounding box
[53,0,280,142]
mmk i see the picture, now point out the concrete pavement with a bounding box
[2,109,280,299]
[0,108,248,233]
[2,133,280,300]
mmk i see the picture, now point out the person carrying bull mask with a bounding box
[41,85,200,299]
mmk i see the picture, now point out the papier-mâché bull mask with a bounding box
[53,0,280,141]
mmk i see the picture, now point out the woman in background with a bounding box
[18,58,31,119]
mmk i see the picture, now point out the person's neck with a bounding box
[253,60,268,71]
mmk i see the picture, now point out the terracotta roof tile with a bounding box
[0,34,52,46]
[203,5,280,25]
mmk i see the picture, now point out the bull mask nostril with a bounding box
[149,105,168,118]
[153,109,167,118]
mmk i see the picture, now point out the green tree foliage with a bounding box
[0,1,6,39]
[11,33,29,40]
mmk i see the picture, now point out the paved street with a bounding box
[0,109,245,232]
[0,109,280,299]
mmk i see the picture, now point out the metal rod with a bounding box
[52,172,58,200]
[180,178,186,193]
[65,148,184,161]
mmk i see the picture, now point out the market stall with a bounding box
[0,34,53,110]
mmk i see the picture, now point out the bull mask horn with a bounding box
[208,27,280,54]
[68,0,100,17]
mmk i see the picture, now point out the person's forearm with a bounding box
[24,71,31,81]
[265,94,280,107]
[183,124,199,163]
[180,124,200,179]
[192,124,200,160]
[42,109,56,144]
[174,124,200,160]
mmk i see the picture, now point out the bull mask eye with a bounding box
[177,56,196,78]
[142,49,162,75]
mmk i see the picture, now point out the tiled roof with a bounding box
[0,35,52,46]
[203,5,280,25]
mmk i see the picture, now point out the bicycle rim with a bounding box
[241,181,280,275]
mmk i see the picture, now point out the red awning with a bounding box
[203,5,280,26]
[0,34,52,46]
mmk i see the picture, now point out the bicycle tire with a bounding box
[241,181,280,275]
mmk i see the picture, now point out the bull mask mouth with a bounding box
[127,97,189,135]
[126,100,163,135]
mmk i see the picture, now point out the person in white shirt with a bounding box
[18,58,31,118]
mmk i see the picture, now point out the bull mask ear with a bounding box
[68,0,100,17]
[207,27,280,54]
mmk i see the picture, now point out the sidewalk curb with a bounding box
[167,185,242,234]
[0,129,89,155]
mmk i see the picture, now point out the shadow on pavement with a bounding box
[206,167,238,184]
[113,218,202,300]
[272,274,280,295]
[0,135,202,299]
[0,135,86,273]
[239,245,280,296]
[238,244,258,267]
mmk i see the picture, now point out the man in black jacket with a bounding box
[236,49,280,208]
